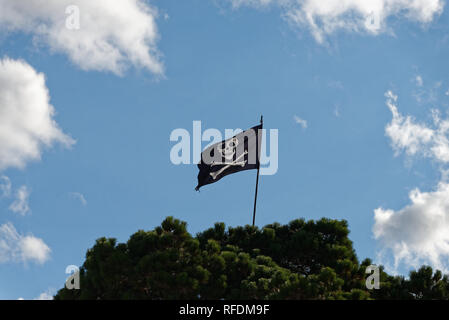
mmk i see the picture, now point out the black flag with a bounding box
[195,123,263,191]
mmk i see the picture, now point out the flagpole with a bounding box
[252,115,263,227]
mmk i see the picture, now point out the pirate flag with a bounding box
[195,122,263,191]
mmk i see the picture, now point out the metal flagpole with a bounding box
[252,115,263,227]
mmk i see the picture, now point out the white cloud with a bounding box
[374,182,449,272]
[229,0,444,43]
[69,192,87,206]
[0,175,11,198]
[414,75,424,87]
[0,222,51,264]
[0,57,74,171]
[384,90,449,163]
[230,0,275,6]
[294,115,308,128]
[384,91,433,158]
[37,292,53,300]
[17,288,55,300]
[9,186,31,216]
[33,288,55,300]
[0,0,163,75]
[376,91,449,272]
[1,177,32,215]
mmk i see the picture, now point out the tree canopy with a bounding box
[55,216,449,300]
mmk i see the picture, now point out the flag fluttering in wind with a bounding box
[195,122,262,191]
[195,117,264,226]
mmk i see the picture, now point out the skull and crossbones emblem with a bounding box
[210,137,247,180]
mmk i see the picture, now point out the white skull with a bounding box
[217,137,239,160]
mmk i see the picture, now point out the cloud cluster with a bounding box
[414,75,424,87]
[0,175,11,198]
[9,186,31,216]
[1,175,31,215]
[375,91,449,272]
[33,290,55,300]
[0,57,74,171]
[385,91,449,163]
[0,222,51,264]
[69,192,87,206]
[374,182,449,272]
[229,0,444,43]
[0,0,163,75]
[294,115,308,129]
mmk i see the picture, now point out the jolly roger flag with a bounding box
[195,122,263,191]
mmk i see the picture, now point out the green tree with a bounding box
[55,216,449,300]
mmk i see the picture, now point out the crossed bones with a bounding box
[209,150,248,180]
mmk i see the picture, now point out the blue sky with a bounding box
[1,0,449,299]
